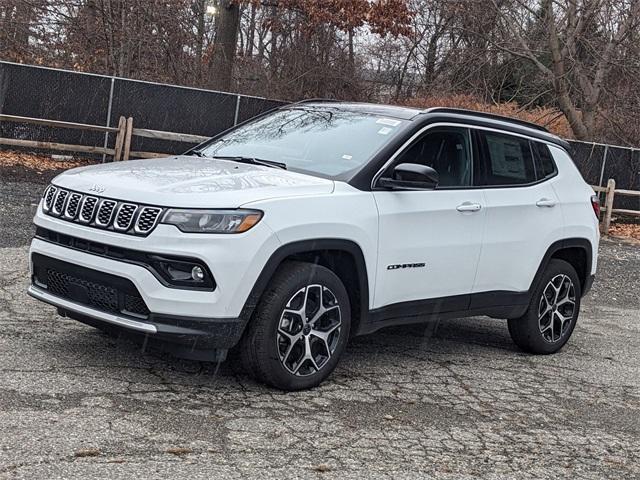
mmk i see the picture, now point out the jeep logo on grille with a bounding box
[88,184,106,194]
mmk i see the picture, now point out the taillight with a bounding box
[591,195,601,218]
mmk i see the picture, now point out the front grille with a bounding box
[47,269,120,313]
[95,200,116,226]
[64,193,83,219]
[42,185,164,236]
[114,204,137,231]
[32,253,150,318]
[135,207,162,234]
[52,189,68,215]
[43,186,57,212]
[79,196,98,223]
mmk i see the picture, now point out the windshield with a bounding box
[198,107,408,177]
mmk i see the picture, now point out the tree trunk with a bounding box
[545,0,589,139]
[246,3,256,57]
[13,0,33,48]
[210,0,240,91]
[194,0,206,84]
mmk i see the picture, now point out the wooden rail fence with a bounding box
[0,113,208,161]
[592,179,640,235]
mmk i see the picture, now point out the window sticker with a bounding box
[378,127,393,135]
[376,118,402,127]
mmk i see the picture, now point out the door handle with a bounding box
[456,202,482,212]
[536,198,557,208]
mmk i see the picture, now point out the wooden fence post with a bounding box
[113,116,126,161]
[603,178,616,235]
[122,117,133,161]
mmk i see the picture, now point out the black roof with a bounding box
[423,107,549,132]
[287,100,567,148]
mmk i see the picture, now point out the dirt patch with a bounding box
[0,150,96,184]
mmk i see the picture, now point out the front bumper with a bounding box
[28,284,244,359]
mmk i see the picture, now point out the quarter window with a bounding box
[479,132,536,186]
[533,142,557,179]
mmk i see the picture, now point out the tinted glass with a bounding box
[480,132,536,185]
[395,128,472,187]
[533,142,557,179]
[200,108,407,177]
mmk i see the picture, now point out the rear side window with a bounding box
[478,132,536,186]
[533,142,557,179]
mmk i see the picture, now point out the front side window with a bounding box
[198,108,407,178]
[478,132,536,186]
[393,127,472,187]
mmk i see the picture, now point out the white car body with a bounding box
[28,103,599,366]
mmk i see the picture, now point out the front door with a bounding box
[372,126,486,313]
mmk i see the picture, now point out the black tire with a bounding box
[239,261,351,391]
[508,259,581,354]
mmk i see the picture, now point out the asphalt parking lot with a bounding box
[1,172,639,479]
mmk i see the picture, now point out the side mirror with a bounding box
[377,163,439,190]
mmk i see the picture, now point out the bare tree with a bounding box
[210,0,240,91]
[489,0,640,140]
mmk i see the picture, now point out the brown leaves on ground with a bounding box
[0,150,93,173]
[609,223,640,242]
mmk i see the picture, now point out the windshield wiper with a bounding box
[209,155,287,170]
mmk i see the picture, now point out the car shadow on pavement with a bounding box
[42,315,521,391]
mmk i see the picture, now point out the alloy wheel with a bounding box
[538,274,576,343]
[276,284,342,376]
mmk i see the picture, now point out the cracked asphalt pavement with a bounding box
[1,173,639,479]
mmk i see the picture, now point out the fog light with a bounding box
[149,255,215,290]
[191,265,205,282]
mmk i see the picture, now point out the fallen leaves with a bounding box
[0,149,94,173]
[609,223,640,241]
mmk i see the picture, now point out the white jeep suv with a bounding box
[29,102,599,390]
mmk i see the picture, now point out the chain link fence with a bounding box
[0,61,285,157]
[569,140,640,211]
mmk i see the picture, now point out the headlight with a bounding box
[161,209,263,233]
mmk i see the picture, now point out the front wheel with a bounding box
[508,259,581,354]
[239,261,351,390]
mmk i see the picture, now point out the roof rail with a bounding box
[287,98,342,106]
[424,107,550,133]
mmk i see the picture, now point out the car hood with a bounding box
[52,156,335,208]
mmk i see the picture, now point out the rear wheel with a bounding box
[508,259,581,354]
[239,261,350,390]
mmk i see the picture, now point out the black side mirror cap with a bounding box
[377,163,439,190]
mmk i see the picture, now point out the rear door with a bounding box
[472,129,564,296]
